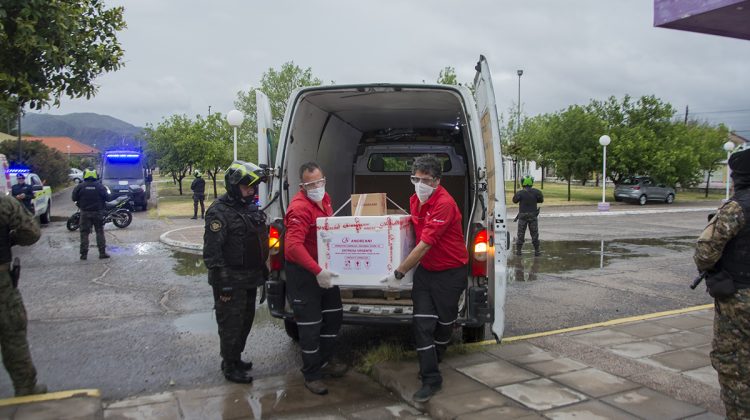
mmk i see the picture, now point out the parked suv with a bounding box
[614,176,675,205]
[256,56,511,343]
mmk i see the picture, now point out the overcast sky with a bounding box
[34,0,750,135]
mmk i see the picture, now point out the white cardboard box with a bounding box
[317,215,415,288]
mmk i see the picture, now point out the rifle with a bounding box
[10,257,20,289]
[690,271,706,290]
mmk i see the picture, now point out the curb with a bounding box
[159,226,203,251]
[507,207,716,219]
[0,389,100,407]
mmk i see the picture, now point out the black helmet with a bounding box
[224,160,266,199]
[83,168,98,180]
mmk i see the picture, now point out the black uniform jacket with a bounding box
[203,193,269,288]
[72,180,109,211]
[191,177,206,196]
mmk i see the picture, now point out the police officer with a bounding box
[72,169,110,260]
[694,147,750,419]
[285,162,347,395]
[381,155,469,403]
[0,194,46,396]
[190,170,206,220]
[203,161,269,384]
[12,173,34,214]
[512,175,544,256]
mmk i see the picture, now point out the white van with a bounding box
[258,56,510,342]
[0,154,10,196]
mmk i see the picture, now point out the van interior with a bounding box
[280,86,475,221]
[277,86,478,304]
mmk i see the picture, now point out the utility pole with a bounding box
[684,105,689,125]
[16,104,22,164]
[208,105,212,116]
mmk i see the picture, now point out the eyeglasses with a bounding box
[410,175,435,185]
[300,177,326,190]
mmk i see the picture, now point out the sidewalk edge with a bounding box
[0,389,100,407]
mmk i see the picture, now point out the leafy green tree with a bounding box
[145,115,202,195]
[234,62,324,164]
[0,139,68,186]
[194,113,232,198]
[0,1,126,110]
[516,114,554,188]
[437,67,458,85]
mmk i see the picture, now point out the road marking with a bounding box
[0,389,100,407]
[474,304,714,347]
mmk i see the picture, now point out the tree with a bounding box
[145,115,202,195]
[194,113,232,198]
[436,67,458,85]
[0,1,126,110]
[0,139,68,186]
[234,62,324,164]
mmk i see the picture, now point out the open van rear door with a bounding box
[256,91,274,206]
[473,55,510,340]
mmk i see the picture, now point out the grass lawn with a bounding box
[505,181,726,206]
[150,175,223,218]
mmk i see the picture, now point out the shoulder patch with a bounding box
[209,220,223,232]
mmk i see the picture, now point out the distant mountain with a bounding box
[21,113,144,150]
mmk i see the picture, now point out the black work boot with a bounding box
[99,252,110,259]
[223,361,253,384]
[15,383,47,397]
[304,380,328,395]
[80,254,87,260]
[320,361,348,378]
[190,214,197,220]
[413,383,441,403]
[534,246,541,257]
[515,244,523,256]
[222,359,253,373]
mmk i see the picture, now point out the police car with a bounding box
[9,169,52,224]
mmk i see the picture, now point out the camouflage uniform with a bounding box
[0,195,43,396]
[695,199,750,419]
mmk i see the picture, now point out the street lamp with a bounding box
[67,145,71,160]
[723,141,735,201]
[515,69,523,193]
[226,110,244,161]
[598,135,612,211]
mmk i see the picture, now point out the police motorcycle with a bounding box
[66,195,133,231]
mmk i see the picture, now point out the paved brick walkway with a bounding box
[374,308,722,419]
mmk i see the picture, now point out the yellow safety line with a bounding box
[472,304,714,347]
[0,389,100,407]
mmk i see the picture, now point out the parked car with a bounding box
[614,176,675,205]
[69,168,84,184]
[9,172,52,223]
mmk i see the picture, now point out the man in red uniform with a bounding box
[284,161,347,395]
[382,155,469,403]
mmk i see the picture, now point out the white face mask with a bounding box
[415,182,435,203]
[306,186,325,202]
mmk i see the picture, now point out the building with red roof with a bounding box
[22,136,100,158]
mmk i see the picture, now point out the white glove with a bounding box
[379,273,401,290]
[316,269,339,289]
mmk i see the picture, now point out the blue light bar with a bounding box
[7,167,31,174]
[105,152,141,163]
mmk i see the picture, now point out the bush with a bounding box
[0,140,69,187]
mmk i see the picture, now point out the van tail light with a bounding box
[269,225,283,271]
[471,229,488,277]
[630,186,640,190]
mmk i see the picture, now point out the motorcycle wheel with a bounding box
[66,213,80,231]
[112,210,132,228]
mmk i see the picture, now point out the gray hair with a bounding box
[411,155,442,179]
[299,161,321,180]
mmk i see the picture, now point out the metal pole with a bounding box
[16,105,21,163]
[602,145,607,203]
[233,126,238,161]
[726,150,731,200]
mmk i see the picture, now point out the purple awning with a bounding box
[654,0,750,40]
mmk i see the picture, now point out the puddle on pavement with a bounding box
[172,251,207,276]
[509,236,695,282]
[174,303,283,335]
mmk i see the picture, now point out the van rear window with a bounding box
[368,153,451,172]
